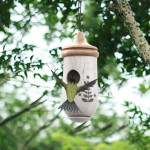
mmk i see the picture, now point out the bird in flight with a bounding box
[50,68,97,113]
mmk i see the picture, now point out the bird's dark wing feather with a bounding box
[77,79,97,93]
[51,69,66,89]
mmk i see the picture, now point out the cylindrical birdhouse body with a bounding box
[61,32,99,123]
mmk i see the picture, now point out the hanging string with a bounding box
[78,0,82,31]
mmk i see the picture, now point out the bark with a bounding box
[0,91,48,127]
[108,0,150,65]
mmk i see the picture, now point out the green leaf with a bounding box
[24,71,28,77]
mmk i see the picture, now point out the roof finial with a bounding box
[74,31,85,43]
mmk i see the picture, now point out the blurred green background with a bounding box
[0,0,150,150]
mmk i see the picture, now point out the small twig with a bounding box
[109,123,128,135]
[0,91,48,127]
[100,122,113,131]
[0,68,34,87]
[74,122,88,133]
[19,111,61,150]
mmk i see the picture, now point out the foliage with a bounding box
[125,101,150,150]
[1,0,150,90]
[0,44,45,82]
[40,132,93,150]
[0,91,48,150]
[138,80,150,95]
[0,0,149,150]
[95,140,137,150]
[82,0,150,90]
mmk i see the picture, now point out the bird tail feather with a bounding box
[58,100,80,112]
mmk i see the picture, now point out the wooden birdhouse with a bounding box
[61,31,99,123]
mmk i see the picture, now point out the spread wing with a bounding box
[77,79,97,93]
[51,69,66,89]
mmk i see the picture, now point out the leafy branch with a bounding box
[19,111,61,150]
[0,91,48,127]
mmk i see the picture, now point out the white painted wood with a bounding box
[62,56,98,123]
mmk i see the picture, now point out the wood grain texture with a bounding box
[61,49,99,58]
[62,32,99,58]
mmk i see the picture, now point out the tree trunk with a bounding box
[108,0,150,66]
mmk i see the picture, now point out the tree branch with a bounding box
[100,122,113,131]
[108,0,150,66]
[0,91,48,127]
[109,123,128,135]
[73,122,90,133]
[73,122,113,134]
[19,111,61,150]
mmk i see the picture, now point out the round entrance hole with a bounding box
[67,70,80,83]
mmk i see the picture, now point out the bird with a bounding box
[50,68,97,113]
